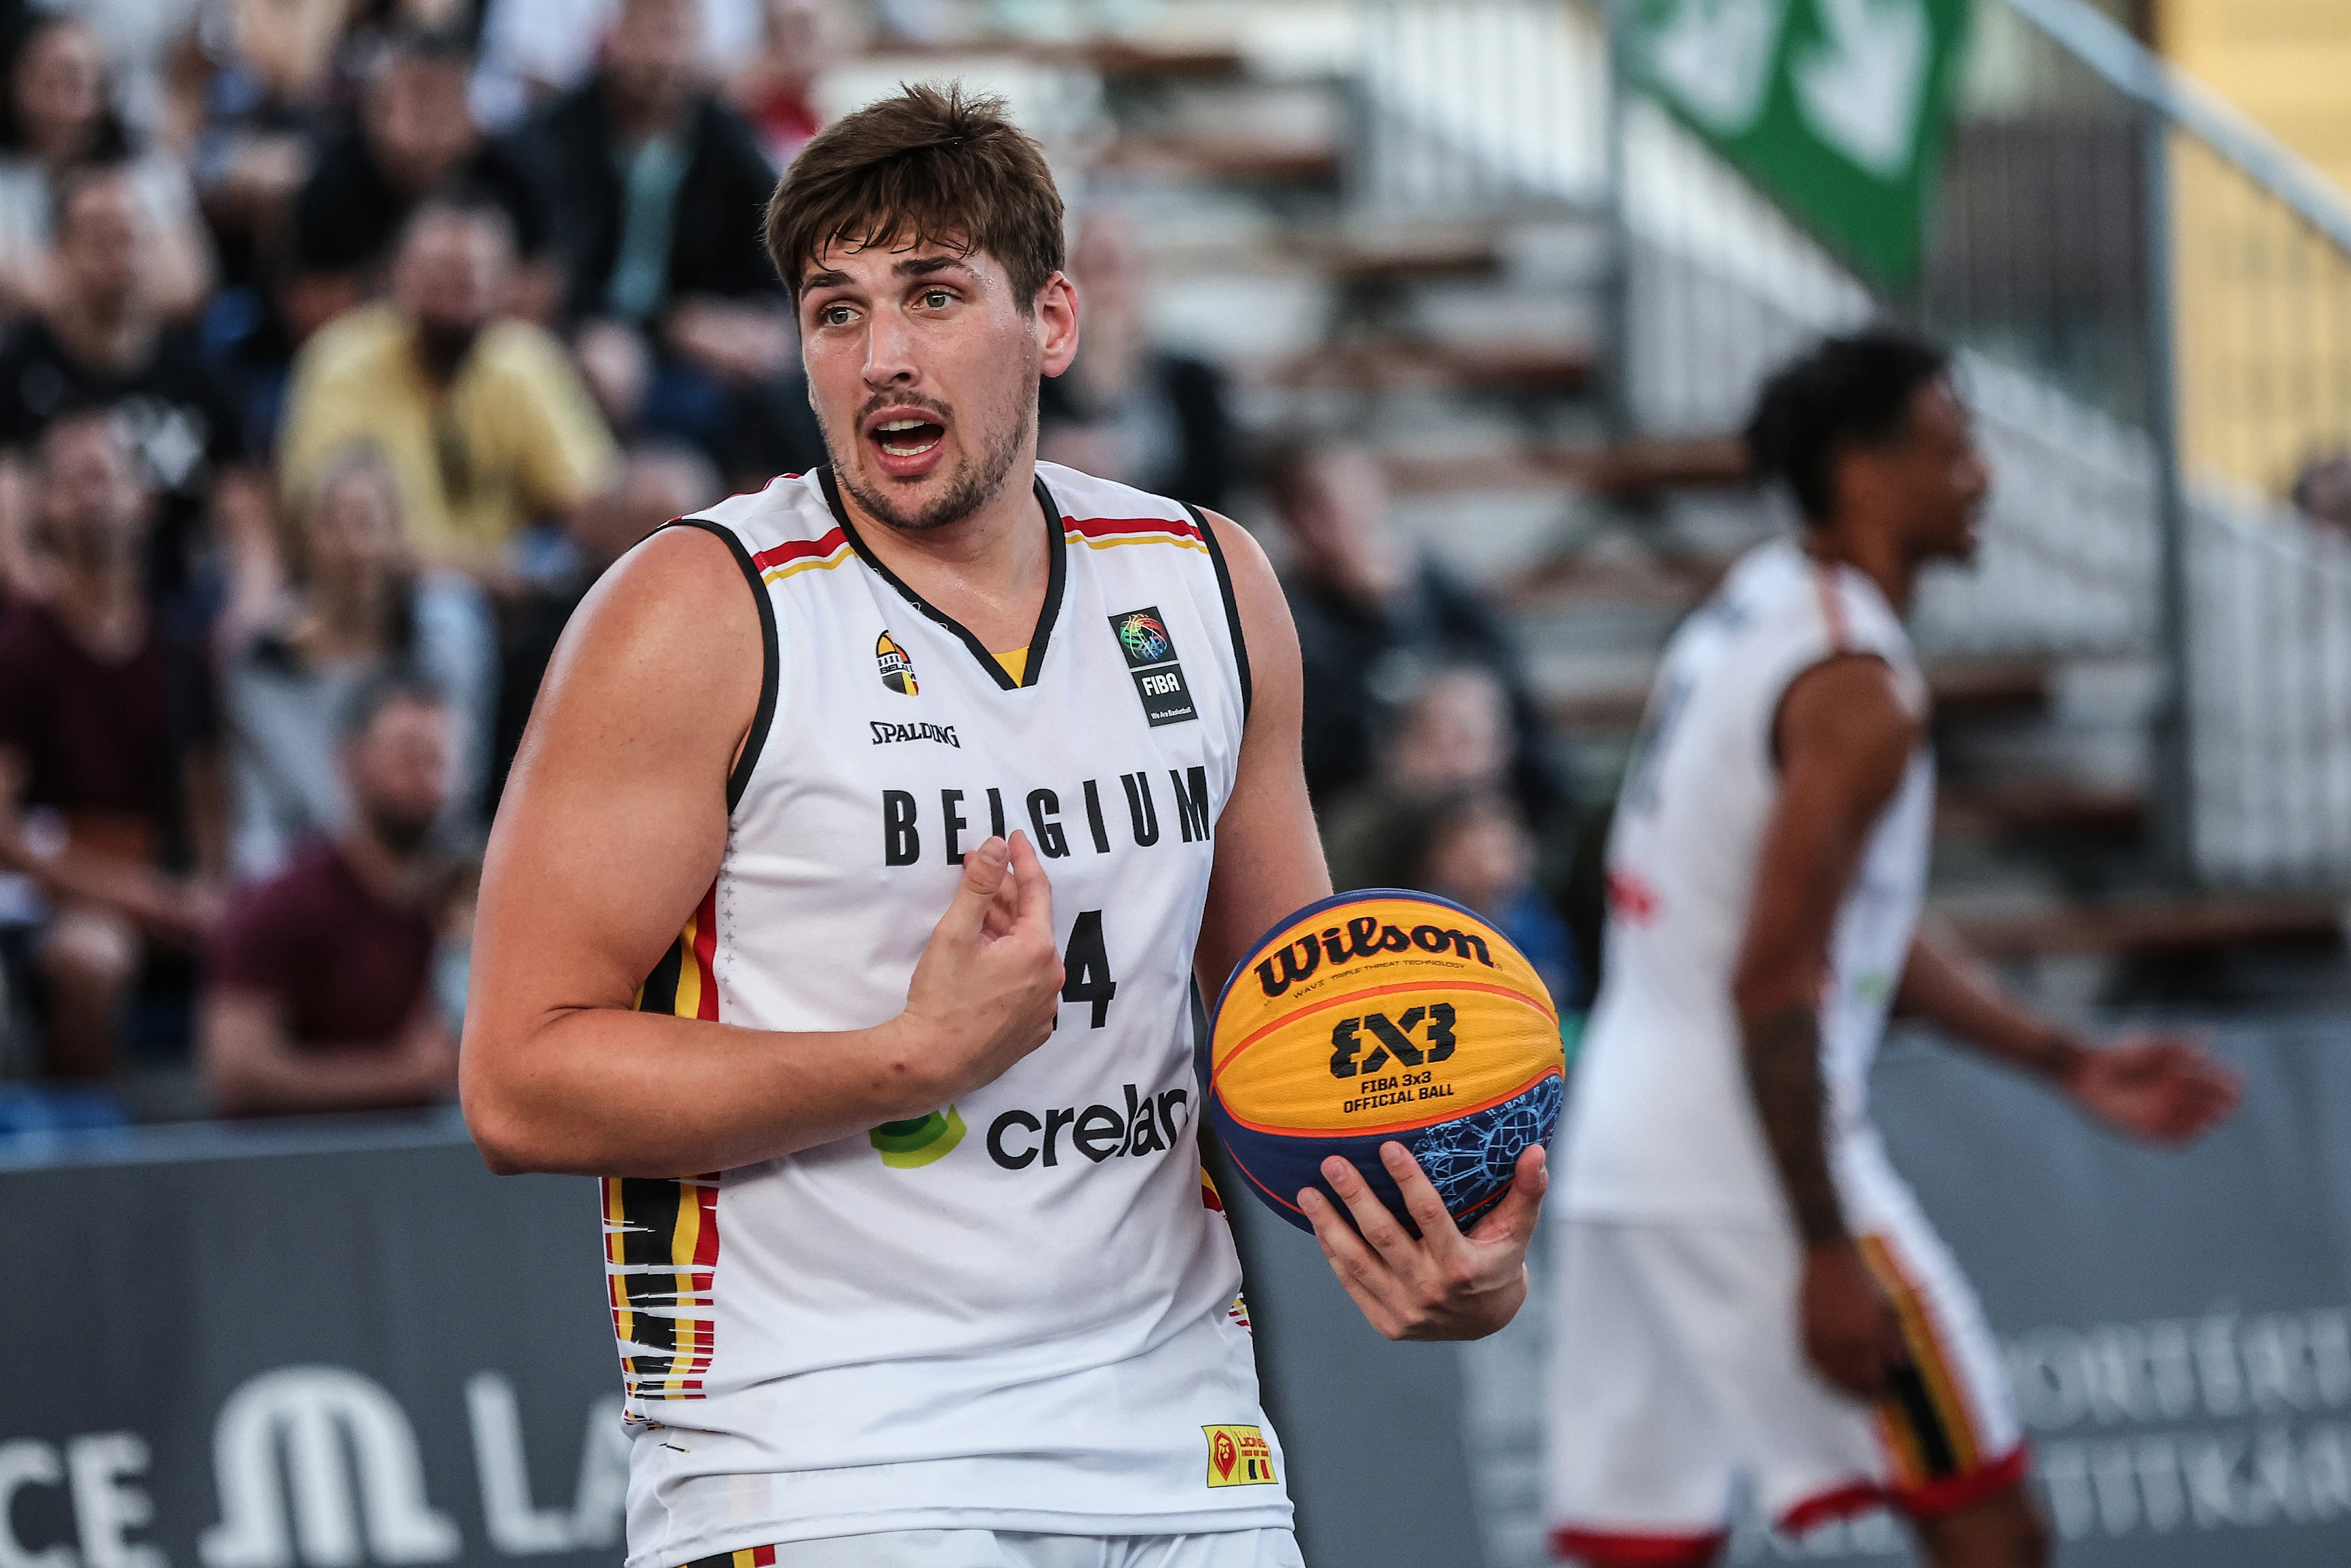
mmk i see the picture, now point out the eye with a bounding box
[817,302,854,327]
[921,289,953,309]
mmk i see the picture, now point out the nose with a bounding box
[861,305,919,390]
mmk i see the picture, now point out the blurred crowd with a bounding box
[0,0,1588,1130]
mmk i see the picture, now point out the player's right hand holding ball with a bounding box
[895,831,1065,1101]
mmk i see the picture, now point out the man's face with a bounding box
[39,416,146,563]
[347,699,453,853]
[393,212,508,337]
[369,55,477,193]
[798,237,1076,533]
[1281,446,1390,574]
[55,176,143,312]
[1872,378,1990,564]
[606,0,699,118]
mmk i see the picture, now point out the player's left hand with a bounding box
[1298,1140,1547,1341]
[2068,1033,2242,1144]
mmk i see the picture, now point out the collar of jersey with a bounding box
[817,464,1067,692]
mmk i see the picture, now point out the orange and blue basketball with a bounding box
[1207,890,1564,1234]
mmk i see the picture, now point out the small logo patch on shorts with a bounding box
[1203,1424,1278,1487]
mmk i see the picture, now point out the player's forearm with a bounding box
[462,1005,945,1178]
[1894,921,2087,1086]
[1740,1003,1849,1247]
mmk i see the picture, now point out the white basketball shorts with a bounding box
[683,1531,1303,1568]
[1545,1171,2026,1566]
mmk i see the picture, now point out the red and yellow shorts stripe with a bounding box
[1858,1233,2008,1505]
[676,1546,778,1568]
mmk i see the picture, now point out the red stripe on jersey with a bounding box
[752,527,848,571]
[690,882,720,1022]
[1062,512,1203,542]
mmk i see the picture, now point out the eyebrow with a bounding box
[800,251,977,297]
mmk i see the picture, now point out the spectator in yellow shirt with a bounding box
[277,189,618,576]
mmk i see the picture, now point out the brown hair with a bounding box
[763,83,1065,309]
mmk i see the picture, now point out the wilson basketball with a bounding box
[1207,890,1564,1234]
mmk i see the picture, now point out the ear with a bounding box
[1035,270,1079,378]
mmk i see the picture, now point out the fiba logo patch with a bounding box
[1107,605,1197,727]
[876,631,918,696]
[1115,610,1172,664]
[1201,1425,1277,1488]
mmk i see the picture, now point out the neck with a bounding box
[340,825,431,907]
[607,84,684,144]
[1802,522,1915,614]
[833,456,1048,653]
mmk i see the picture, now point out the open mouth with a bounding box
[871,417,945,459]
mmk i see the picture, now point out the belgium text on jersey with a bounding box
[880,767,1213,866]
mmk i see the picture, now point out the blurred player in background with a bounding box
[463,84,1545,1568]
[1545,330,2241,1568]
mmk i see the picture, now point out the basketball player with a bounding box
[1545,331,2241,1568]
[461,85,1546,1568]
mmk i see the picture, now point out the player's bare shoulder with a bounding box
[1776,653,1921,790]
[509,517,765,800]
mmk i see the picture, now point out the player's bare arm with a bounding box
[461,525,1064,1179]
[1894,916,2241,1141]
[1734,651,1917,1398]
[1194,507,1548,1343]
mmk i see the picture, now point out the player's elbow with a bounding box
[460,1048,552,1176]
[463,1093,539,1176]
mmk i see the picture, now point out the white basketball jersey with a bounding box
[1558,538,1934,1224]
[601,463,1289,1566]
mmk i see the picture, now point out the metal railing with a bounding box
[1340,0,2351,888]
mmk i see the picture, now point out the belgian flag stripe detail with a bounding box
[750,527,847,572]
[602,1178,633,1350]
[689,883,719,1021]
[1859,1235,1982,1480]
[603,882,727,1402]
[673,1547,778,1568]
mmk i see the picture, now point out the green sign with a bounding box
[1618,0,1973,281]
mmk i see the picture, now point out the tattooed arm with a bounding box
[1732,655,1919,1397]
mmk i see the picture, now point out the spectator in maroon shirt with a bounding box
[201,675,462,1117]
[0,406,222,1079]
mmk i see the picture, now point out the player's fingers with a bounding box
[1379,1142,1463,1256]
[1879,1301,1913,1371]
[1006,830,1054,939]
[1469,1144,1549,1247]
[980,832,1026,937]
[1321,1154,1423,1277]
[939,836,1008,940]
[1298,1187,1406,1332]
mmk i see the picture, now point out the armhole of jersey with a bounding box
[660,517,779,811]
[1189,503,1253,720]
